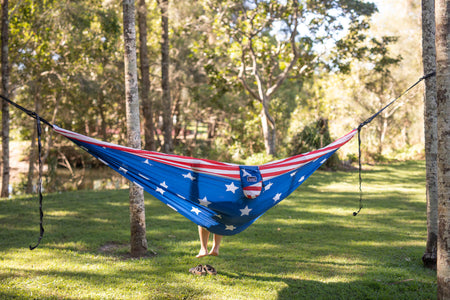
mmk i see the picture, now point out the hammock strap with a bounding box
[29,114,45,250]
[0,94,51,250]
[0,94,53,128]
[353,71,436,216]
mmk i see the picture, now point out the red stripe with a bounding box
[54,126,241,179]
[243,186,262,191]
[54,126,356,181]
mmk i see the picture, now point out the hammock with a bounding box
[0,72,433,248]
[54,126,357,236]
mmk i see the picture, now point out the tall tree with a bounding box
[158,0,172,153]
[208,0,377,156]
[138,0,155,151]
[421,0,438,270]
[123,0,148,258]
[435,0,450,298]
[1,0,9,198]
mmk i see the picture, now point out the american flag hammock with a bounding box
[0,72,434,249]
[53,125,356,236]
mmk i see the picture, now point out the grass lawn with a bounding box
[0,160,436,299]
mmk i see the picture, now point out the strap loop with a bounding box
[353,71,436,216]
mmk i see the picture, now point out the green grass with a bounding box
[0,161,436,299]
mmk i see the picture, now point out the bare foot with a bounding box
[196,249,209,258]
[208,250,219,256]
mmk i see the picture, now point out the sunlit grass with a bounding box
[0,160,436,299]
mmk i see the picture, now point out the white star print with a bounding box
[298,176,305,183]
[143,159,152,165]
[240,205,252,216]
[290,171,297,177]
[215,214,222,219]
[273,193,282,202]
[320,159,326,164]
[225,182,239,193]
[191,207,201,215]
[156,187,165,195]
[183,173,196,181]
[119,167,128,173]
[198,196,211,207]
[242,169,251,177]
[225,224,236,231]
[160,181,168,188]
[264,182,273,191]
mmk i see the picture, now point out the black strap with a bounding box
[0,94,53,128]
[29,115,45,250]
[0,95,51,249]
[352,71,436,216]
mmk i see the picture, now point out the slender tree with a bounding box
[123,0,148,258]
[421,0,438,270]
[138,0,155,151]
[1,0,9,198]
[158,0,172,153]
[435,0,450,298]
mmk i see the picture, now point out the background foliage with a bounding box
[1,0,423,193]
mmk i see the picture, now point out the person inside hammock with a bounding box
[196,226,222,258]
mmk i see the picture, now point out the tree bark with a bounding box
[137,0,155,151]
[159,0,172,153]
[123,0,148,258]
[1,0,9,198]
[435,0,450,298]
[422,0,438,270]
[260,105,276,156]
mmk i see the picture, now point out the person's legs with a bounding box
[209,234,222,256]
[196,226,210,258]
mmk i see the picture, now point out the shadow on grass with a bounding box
[0,161,436,299]
[214,269,436,300]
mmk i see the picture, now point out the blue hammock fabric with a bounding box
[54,125,357,236]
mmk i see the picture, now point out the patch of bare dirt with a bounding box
[98,241,157,260]
[98,241,129,254]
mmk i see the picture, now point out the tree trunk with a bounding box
[260,107,276,156]
[1,0,9,198]
[123,0,148,258]
[159,0,172,153]
[435,0,450,298]
[138,0,155,151]
[422,0,438,270]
